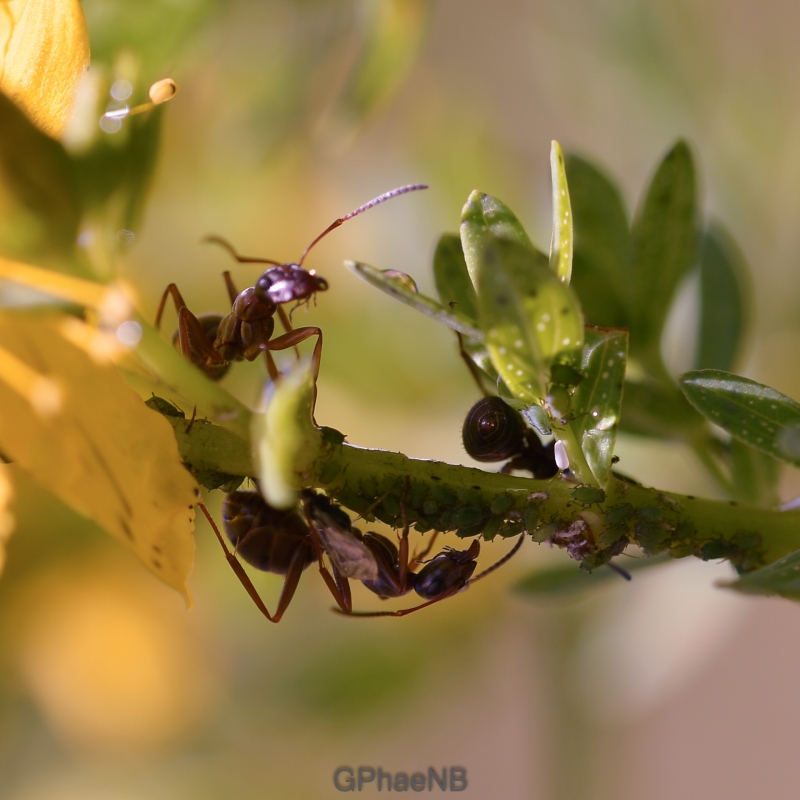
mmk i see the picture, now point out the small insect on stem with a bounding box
[155,185,427,390]
[462,397,558,479]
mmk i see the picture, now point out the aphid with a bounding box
[462,397,558,479]
[155,184,427,382]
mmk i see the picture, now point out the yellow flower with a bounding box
[0,0,90,139]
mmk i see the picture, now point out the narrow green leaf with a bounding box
[620,379,704,439]
[514,553,670,597]
[477,237,584,403]
[252,360,321,509]
[695,223,749,372]
[631,140,697,357]
[680,370,800,466]
[565,153,632,329]
[570,327,628,485]
[460,190,539,285]
[346,260,484,340]
[723,550,800,601]
[549,141,573,283]
[432,233,479,321]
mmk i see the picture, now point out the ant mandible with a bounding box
[197,487,523,622]
[155,184,427,383]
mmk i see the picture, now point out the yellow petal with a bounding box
[0,464,15,577]
[0,312,198,601]
[0,0,90,139]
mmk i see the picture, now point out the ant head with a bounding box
[255,264,329,306]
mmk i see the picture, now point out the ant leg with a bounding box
[222,271,239,305]
[396,480,412,590]
[333,587,462,618]
[307,522,353,613]
[154,283,190,330]
[276,305,302,360]
[267,326,323,381]
[198,503,308,623]
[263,349,281,383]
[176,307,227,372]
[204,235,282,267]
[410,530,441,568]
[456,332,492,396]
[469,533,525,584]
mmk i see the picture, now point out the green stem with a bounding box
[170,414,800,569]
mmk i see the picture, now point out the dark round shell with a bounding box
[222,491,312,575]
[414,544,479,601]
[255,264,328,305]
[462,397,525,462]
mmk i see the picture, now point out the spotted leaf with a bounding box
[680,370,800,467]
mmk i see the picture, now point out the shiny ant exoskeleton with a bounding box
[462,396,559,479]
[198,487,523,622]
[155,184,427,383]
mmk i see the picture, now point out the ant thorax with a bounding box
[214,286,277,362]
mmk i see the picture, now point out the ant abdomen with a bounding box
[222,490,313,574]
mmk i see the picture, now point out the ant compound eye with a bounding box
[462,397,524,462]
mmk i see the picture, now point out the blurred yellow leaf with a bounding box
[0,0,90,139]
[0,464,14,577]
[0,312,198,600]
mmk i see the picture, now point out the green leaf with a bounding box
[680,370,800,466]
[433,233,479,322]
[460,190,539,285]
[477,237,584,403]
[695,223,749,372]
[631,140,697,358]
[0,92,82,262]
[570,327,628,485]
[565,153,632,329]
[71,106,165,237]
[549,141,573,283]
[514,554,670,597]
[620,379,704,439]
[723,550,800,601]
[252,359,320,510]
[346,260,483,340]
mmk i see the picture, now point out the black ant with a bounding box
[155,184,427,383]
[197,487,523,622]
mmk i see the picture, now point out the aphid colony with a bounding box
[157,186,548,620]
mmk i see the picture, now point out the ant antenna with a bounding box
[606,560,632,581]
[469,533,525,584]
[298,184,428,266]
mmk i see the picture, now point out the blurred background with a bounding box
[3,0,800,797]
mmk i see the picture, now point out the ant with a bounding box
[155,184,427,383]
[197,487,523,622]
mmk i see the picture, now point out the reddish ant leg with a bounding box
[306,510,353,613]
[410,530,441,568]
[198,503,310,623]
